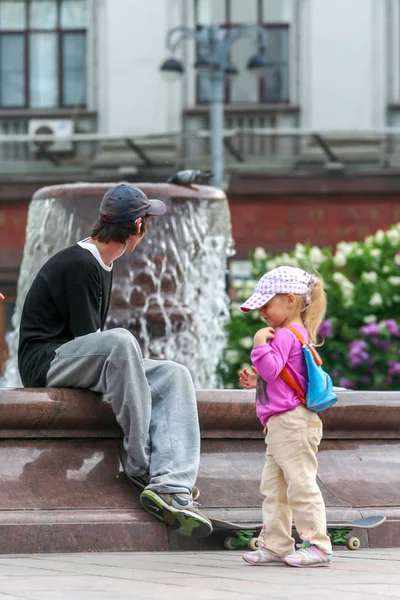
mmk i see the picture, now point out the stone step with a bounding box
[0,387,398,552]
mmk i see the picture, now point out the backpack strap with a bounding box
[279,326,308,404]
[285,325,323,366]
[285,325,305,345]
[280,366,306,404]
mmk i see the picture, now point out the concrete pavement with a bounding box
[0,549,398,600]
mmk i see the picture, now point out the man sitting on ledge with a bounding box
[17,183,212,539]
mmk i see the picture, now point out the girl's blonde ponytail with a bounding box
[300,278,327,345]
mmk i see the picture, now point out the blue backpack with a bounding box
[280,326,338,412]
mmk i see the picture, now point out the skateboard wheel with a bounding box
[248,537,259,551]
[347,536,360,550]
[224,536,236,550]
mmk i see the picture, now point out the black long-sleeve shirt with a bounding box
[18,244,112,387]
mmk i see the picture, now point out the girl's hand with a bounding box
[239,365,258,389]
[0,293,4,300]
[253,327,275,346]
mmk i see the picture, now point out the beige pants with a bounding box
[258,404,332,556]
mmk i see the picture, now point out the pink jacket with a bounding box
[251,324,308,426]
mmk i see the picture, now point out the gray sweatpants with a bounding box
[45,328,200,494]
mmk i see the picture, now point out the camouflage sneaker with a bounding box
[125,473,200,501]
[140,489,212,538]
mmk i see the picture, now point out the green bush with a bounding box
[221,224,400,390]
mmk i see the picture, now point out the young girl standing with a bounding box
[239,266,332,568]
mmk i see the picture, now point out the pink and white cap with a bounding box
[240,266,316,312]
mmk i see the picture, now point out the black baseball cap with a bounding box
[99,184,167,223]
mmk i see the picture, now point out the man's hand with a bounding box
[0,293,4,300]
[239,365,258,389]
[253,327,275,346]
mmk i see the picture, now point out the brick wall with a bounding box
[0,204,28,250]
[228,174,400,258]
[0,174,400,263]
[230,195,400,257]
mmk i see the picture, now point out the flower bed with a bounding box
[221,224,400,391]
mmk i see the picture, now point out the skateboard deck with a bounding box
[211,515,386,551]
[327,515,385,529]
[327,515,386,550]
[211,518,263,531]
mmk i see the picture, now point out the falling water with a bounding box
[3,183,234,389]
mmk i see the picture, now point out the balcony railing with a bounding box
[0,127,399,176]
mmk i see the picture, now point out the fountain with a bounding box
[0,182,399,554]
[3,182,234,388]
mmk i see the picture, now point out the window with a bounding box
[0,0,87,109]
[195,0,292,104]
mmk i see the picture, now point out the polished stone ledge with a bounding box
[0,388,399,439]
[0,387,398,552]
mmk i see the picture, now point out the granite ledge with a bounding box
[0,388,399,437]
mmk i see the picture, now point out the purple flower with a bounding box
[384,319,400,337]
[388,361,400,377]
[348,340,369,368]
[360,323,380,336]
[319,319,332,338]
[339,378,356,389]
[350,340,368,351]
[332,369,340,378]
[379,340,392,352]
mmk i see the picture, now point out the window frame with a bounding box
[194,0,291,105]
[0,0,87,109]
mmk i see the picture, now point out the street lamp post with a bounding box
[160,25,268,189]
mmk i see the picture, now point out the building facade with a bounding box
[1,0,400,362]
[93,0,398,133]
[0,0,397,150]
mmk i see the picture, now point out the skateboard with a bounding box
[212,515,386,551]
[211,518,262,550]
[327,515,386,550]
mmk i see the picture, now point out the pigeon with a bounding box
[167,169,213,186]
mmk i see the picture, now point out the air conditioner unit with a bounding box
[28,119,74,153]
